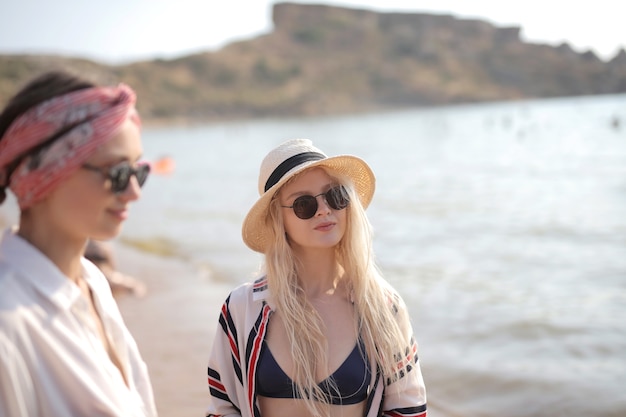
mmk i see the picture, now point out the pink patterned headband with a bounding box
[0,84,139,209]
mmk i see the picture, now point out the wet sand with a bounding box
[113,244,232,417]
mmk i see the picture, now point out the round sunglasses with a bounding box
[81,161,150,194]
[281,185,350,219]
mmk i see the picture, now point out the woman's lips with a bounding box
[315,221,335,231]
[108,208,129,221]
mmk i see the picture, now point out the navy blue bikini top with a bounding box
[256,339,371,405]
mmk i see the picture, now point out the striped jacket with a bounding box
[206,276,427,417]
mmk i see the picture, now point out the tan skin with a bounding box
[258,168,366,417]
[16,118,143,387]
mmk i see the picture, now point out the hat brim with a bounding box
[242,155,375,253]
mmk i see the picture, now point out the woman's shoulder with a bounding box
[225,275,269,305]
[375,276,403,301]
[219,276,270,325]
[374,277,410,319]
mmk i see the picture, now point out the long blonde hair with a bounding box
[262,167,410,416]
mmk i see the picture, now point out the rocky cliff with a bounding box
[1,2,625,123]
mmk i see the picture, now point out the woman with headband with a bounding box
[0,71,157,417]
[206,139,427,417]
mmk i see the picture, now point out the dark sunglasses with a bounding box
[281,185,350,219]
[82,161,150,194]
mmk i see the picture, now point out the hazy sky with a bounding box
[1,0,623,64]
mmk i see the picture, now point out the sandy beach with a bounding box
[113,243,233,417]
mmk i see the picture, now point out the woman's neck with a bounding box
[18,217,86,283]
[294,249,345,298]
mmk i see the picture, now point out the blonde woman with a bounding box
[206,139,427,417]
[0,71,156,416]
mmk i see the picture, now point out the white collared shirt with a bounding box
[0,228,157,417]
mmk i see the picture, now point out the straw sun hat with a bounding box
[242,138,376,253]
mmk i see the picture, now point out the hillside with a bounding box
[1,2,625,124]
